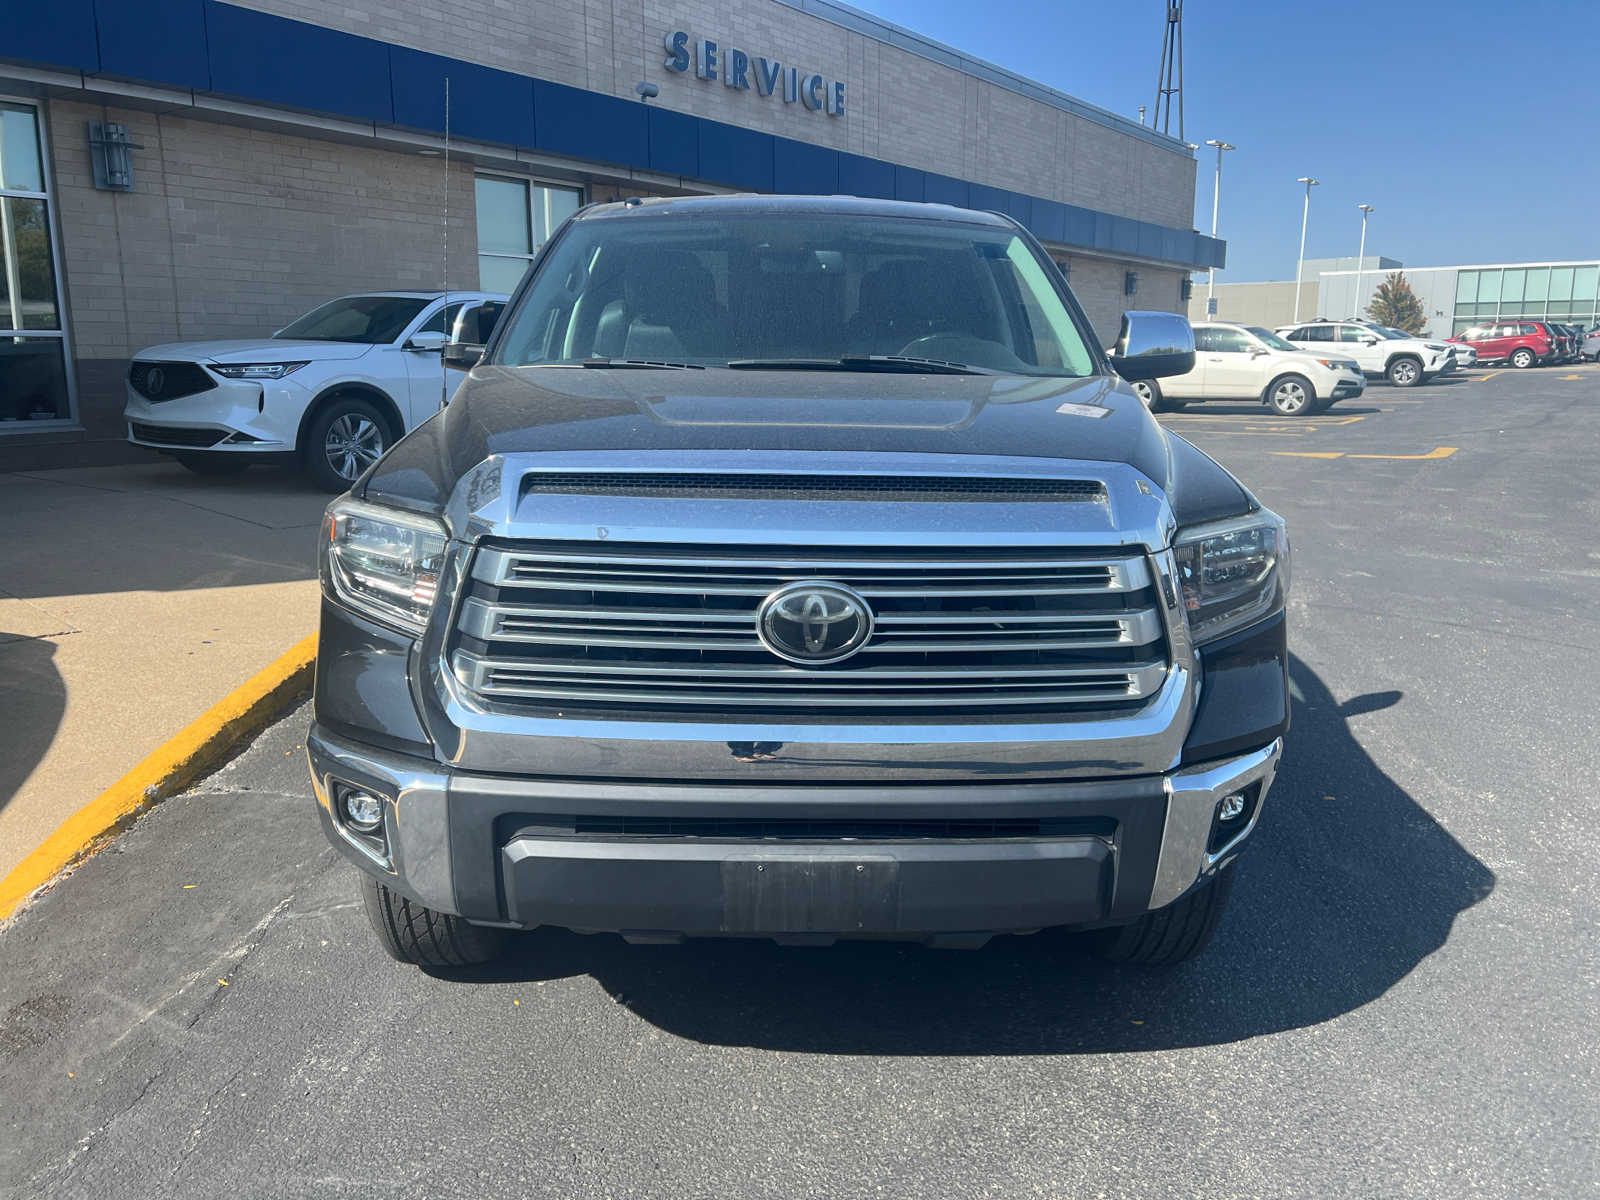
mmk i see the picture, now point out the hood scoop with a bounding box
[518,471,1108,504]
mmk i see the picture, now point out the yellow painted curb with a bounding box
[0,632,318,920]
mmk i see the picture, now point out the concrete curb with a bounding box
[0,633,318,921]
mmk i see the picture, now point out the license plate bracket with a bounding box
[720,856,900,933]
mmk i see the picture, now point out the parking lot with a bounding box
[3,364,1597,1198]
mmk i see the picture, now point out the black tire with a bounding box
[360,873,506,967]
[1509,347,1535,369]
[172,451,250,476]
[303,396,393,492]
[1309,396,1335,414]
[1265,373,1315,416]
[1132,379,1185,412]
[1386,355,1423,387]
[1090,863,1236,967]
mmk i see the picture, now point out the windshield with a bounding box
[492,212,1097,376]
[1247,326,1299,352]
[274,295,430,343]
[1371,325,1406,340]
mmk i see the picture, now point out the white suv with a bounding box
[124,291,506,490]
[1134,321,1365,416]
[1274,319,1449,388]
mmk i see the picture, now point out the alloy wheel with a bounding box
[1391,360,1419,385]
[324,414,384,481]
[1272,380,1307,414]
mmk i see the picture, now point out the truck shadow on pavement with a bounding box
[446,656,1495,1053]
[0,635,65,818]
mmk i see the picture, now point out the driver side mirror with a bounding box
[442,300,506,372]
[404,330,448,353]
[1361,335,1379,345]
[1109,311,1196,381]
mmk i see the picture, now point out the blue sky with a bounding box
[854,0,1600,280]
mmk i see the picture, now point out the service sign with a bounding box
[663,30,846,117]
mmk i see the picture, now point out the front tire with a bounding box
[304,397,392,492]
[1510,347,1535,369]
[1090,863,1236,966]
[360,874,506,967]
[172,451,249,476]
[1386,356,1423,387]
[1266,373,1315,416]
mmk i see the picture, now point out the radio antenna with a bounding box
[440,75,450,409]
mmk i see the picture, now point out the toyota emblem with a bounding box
[756,581,873,665]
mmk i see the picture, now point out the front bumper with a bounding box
[1330,370,1365,399]
[123,373,305,452]
[307,724,1281,941]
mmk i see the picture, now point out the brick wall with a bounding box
[234,0,1196,230]
[1060,257,1187,347]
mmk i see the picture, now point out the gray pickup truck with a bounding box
[309,195,1289,969]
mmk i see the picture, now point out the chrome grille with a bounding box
[450,542,1171,720]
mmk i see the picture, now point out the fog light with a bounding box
[341,788,384,832]
[1218,793,1246,822]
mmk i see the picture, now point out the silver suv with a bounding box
[309,196,1289,970]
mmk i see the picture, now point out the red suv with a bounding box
[1449,321,1557,369]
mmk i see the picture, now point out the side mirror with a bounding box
[404,330,448,353]
[1109,310,1196,381]
[442,300,506,372]
[1361,335,1379,345]
[442,341,483,370]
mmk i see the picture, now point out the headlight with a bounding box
[322,498,447,634]
[1172,510,1289,644]
[211,362,309,379]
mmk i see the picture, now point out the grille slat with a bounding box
[450,540,1171,721]
[519,472,1107,504]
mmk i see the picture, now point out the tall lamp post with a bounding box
[1204,139,1235,315]
[1352,203,1375,319]
[1292,176,1320,323]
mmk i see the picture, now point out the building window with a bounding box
[1,101,71,427]
[475,176,581,294]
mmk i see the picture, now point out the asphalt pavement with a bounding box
[3,365,1597,1198]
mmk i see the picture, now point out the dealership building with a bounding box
[1,0,1222,468]
[1193,256,1600,340]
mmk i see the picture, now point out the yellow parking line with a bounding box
[1561,374,1581,380]
[1348,446,1458,460]
[1270,445,1458,462]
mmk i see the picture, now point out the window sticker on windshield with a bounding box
[1055,401,1110,418]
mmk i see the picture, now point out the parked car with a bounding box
[1448,320,1557,369]
[124,290,507,490]
[1135,321,1364,415]
[1583,325,1600,362]
[1274,319,1450,387]
[310,195,1290,970]
[1553,323,1582,362]
[1379,325,1474,371]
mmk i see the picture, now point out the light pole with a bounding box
[1293,176,1320,323]
[1204,139,1235,315]
[1352,204,1374,319]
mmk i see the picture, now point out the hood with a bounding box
[361,365,1250,528]
[133,339,374,364]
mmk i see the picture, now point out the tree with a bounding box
[1366,271,1427,333]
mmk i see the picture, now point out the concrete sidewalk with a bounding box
[0,461,325,880]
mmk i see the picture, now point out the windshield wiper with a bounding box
[578,357,704,370]
[724,355,994,376]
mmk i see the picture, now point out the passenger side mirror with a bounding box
[1109,311,1195,381]
[442,300,506,372]
[404,330,448,353]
